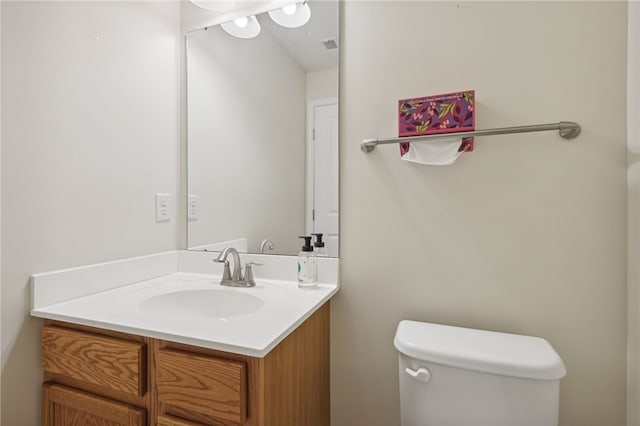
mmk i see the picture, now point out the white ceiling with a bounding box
[257,1,338,73]
[184,0,338,73]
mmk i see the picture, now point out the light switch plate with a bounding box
[155,193,171,222]
[188,194,199,221]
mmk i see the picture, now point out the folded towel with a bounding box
[400,136,466,166]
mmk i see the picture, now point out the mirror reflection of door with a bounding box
[307,100,339,257]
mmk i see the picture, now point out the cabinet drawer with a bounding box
[156,348,248,425]
[157,415,203,426]
[42,326,146,397]
[42,383,146,426]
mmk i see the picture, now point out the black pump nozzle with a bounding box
[311,233,325,248]
[299,236,314,252]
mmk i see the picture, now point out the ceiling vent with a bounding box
[321,38,338,50]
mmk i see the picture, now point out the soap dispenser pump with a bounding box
[311,233,328,257]
[298,236,317,288]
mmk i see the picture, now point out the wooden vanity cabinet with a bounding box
[41,302,329,426]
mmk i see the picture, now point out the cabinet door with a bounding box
[42,383,146,426]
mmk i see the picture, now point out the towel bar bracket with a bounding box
[360,121,581,153]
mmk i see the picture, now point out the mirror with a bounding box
[186,1,339,257]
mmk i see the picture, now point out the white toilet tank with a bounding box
[394,320,566,426]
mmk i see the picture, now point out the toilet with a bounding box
[394,320,566,426]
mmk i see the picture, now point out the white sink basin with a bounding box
[138,288,264,319]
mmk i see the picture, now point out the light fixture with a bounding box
[268,2,311,29]
[189,0,236,12]
[220,15,261,39]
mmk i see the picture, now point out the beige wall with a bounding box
[333,2,627,426]
[308,68,339,101]
[629,2,639,425]
[0,2,181,424]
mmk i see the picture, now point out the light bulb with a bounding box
[282,4,297,15]
[268,2,310,28]
[234,16,248,28]
[220,15,261,39]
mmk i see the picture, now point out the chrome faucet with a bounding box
[260,239,275,254]
[213,247,262,287]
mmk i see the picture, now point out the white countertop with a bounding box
[30,251,339,357]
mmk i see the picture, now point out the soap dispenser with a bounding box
[298,236,317,288]
[311,233,328,257]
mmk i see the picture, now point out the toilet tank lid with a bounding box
[394,320,566,380]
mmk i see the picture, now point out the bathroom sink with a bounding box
[137,288,264,319]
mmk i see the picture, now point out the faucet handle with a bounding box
[244,261,263,286]
[213,250,227,263]
[260,239,275,254]
[213,258,232,281]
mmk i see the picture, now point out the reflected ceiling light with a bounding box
[220,15,261,39]
[268,2,311,29]
[189,0,236,12]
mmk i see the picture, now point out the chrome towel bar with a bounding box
[360,121,581,153]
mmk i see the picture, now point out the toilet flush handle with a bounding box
[405,367,431,383]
